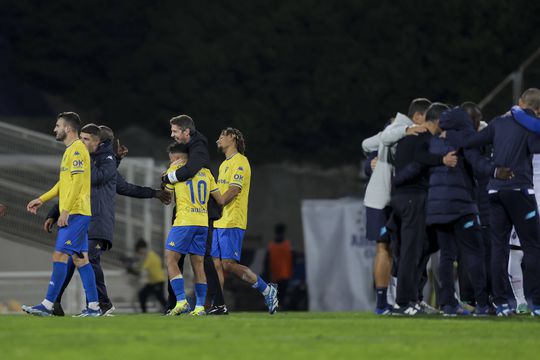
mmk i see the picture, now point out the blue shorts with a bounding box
[165,226,207,256]
[55,215,91,255]
[365,206,391,242]
[211,228,245,261]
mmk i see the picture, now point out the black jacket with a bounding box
[392,132,443,195]
[465,109,540,191]
[172,130,210,182]
[426,108,495,225]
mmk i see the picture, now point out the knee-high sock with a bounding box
[55,257,75,303]
[44,262,68,308]
[195,283,207,307]
[78,263,99,308]
[508,249,526,305]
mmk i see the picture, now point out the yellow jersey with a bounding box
[214,153,251,230]
[143,250,166,284]
[39,139,91,216]
[165,165,218,227]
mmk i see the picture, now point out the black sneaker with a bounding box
[52,302,65,317]
[207,305,229,315]
[391,303,426,316]
[100,302,116,316]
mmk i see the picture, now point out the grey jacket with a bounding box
[362,113,414,209]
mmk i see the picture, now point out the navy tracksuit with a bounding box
[465,109,540,306]
[427,108,492,308]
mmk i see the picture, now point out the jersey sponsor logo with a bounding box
[233,174,243,181]
[72,160,84,167]
[64,240,72,246]
[169,241,176,247]
[106,155,114,160]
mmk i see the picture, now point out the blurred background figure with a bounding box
[265,223,294,310]
[0,203,6,217]
[134,239,167,313]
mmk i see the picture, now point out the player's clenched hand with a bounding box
[27,198,43,214]
[443,151,458,167]
[0,203,7,217]
[43,218,55,233]
[116,139,129,159]
[57,210,70,227]
[155,189,172,205]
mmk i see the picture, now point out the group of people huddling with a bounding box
[362,88,540,317]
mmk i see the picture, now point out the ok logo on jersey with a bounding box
[233,174,243,181]
[73,160,84,168]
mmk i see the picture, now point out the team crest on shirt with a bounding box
[74,151,80,156]
[238,167,244,171]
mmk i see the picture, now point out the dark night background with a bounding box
[1,1,540,164]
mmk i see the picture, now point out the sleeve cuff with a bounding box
[167,171,179,184]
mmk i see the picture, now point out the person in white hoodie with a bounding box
[362,98,432,314]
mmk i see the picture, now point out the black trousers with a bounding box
[57,239,111,306]
[435,215,488,308]
[391,192,428,306]
[458,224,492,305]
[490,191,540,306]
[139,282,167,312]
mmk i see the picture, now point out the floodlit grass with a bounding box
[1,312,539,359]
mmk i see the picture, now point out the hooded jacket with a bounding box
[426,107,495,225]
[363,113,413,209]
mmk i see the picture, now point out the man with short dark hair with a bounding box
[363,98,432,315]
[161,115,226,315]
[46,125,171,316]
[465,88,540,317]
[23,112,100,317]
[390,103,458,316]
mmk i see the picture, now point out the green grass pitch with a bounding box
[1,312,539,359]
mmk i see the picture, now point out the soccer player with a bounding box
[44,125,171,316]
[164,143,220,316]
[0,203,6,217]
[212,128,278,314]
[161,115,226,314]
[464,88,540,317]
[22,112,100,317]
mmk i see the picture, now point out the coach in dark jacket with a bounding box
[425,107,495,315]
[162,115,210,184]
[464,88,540,315]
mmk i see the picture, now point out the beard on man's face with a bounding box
[55,130,66,142]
